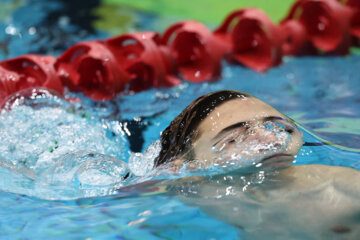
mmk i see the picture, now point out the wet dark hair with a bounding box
[154,90,250,167]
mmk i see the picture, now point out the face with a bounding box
[185,95,303,171]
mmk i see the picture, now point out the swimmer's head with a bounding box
[155,90,303,172]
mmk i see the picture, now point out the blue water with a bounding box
[1,0,360,239]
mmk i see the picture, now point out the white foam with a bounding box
[128,140,160,176]
[0,89,129,199]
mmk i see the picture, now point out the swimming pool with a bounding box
[1,0,360,239]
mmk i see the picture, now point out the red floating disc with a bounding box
[0,55,63,102]
[162,21,228,82]
[285,0,352,54]
[345,0,360,38]
[215,8,282,72]
[279,20,316,56]
[55,41,130,100]
[106,32,180,92]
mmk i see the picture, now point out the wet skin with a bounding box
[163,165,360,240]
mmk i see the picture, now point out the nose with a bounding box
[261,116,303,154]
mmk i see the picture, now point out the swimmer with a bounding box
[145,90,360,240]
[154,90,303,172]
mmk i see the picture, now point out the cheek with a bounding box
[286,130,303,155]
[192,139,216,161]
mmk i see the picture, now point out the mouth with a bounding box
[262,153,293,162]
[260,153,294,169]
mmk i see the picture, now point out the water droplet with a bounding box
[28,27,36,35]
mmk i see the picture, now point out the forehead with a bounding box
[197,96,285,135]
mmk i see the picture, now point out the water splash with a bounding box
[128,140,160,177]
[0,88,129,199]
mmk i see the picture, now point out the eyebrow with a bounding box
[263,116,296,133]
[263,116,284,122]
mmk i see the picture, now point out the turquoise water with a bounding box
[0,56,359,239]
[1,0,360,239]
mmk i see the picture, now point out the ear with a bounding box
[170,158,186,172]
[158,157,185,173]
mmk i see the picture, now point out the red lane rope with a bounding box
[0,0,359,101]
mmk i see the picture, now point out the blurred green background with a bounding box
[95,0,297,35]
[103,0,297,23]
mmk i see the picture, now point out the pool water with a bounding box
[1,0,360,239]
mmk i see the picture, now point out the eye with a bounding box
[286,128,294,134]
[212,128,246,152]
[264,117,297,134]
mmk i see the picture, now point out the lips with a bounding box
[262,153,294,162]
[260,153,294,169]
